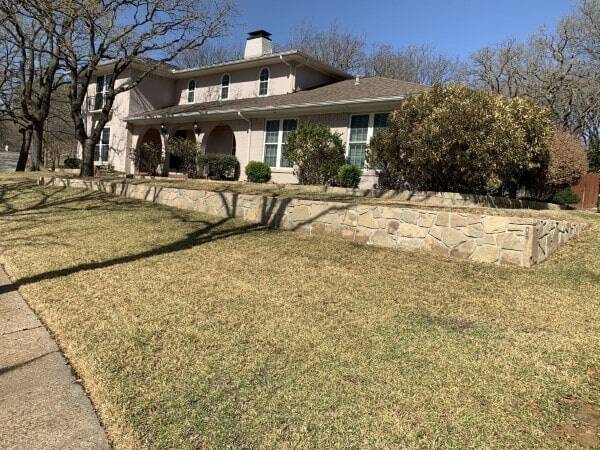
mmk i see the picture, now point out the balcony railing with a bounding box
[87,93,107,112]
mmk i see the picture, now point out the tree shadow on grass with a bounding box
[1,179,355,288]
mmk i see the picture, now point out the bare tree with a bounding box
[365,44,464,85]
[578,0,600,63]
[469,12,600,137]
[287,22,366,74]
[0,0,71,171]
[469,38,527,96]
[174,40,243,68]
[55,0,235,176]
[0,35,33,170]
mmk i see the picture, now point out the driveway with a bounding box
[0,153,19,172]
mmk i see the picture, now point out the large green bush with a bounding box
[336,164,362,188]
[167,138,198,177]
[245,161,271,183]
[284,122,346,185]
[368,84,554,196]
[197,154,240,180]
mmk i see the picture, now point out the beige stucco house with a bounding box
[82,30,427,187]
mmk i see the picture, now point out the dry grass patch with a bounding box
[1,179,599,449]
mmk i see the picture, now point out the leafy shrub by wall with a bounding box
[245,161,271,183]
[336,164,362,188]
[368,84,554,196]
[552,187,580,205]
[63,157,81,169]
[285,122,346,185]
[129,142,163,175]
[545,129,588,188]
[197,154,240,181]
[167,138,198,177]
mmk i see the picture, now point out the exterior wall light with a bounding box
[193,122,201,135]
[160,123,168,135]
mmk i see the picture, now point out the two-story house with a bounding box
[83,30,428,187]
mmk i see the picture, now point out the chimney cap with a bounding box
[247,30,272,40]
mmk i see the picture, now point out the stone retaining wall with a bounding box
[41,177,586,267]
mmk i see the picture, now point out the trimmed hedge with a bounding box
[197,154,240,181]
[336,164,362,188]
[63,157,81,169]
[245,161,271,183]
[552,187,580,205]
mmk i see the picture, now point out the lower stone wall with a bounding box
[41,177,586,267]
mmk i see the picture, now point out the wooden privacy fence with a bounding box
[572,173,600,210]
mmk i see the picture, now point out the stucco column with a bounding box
[159,125,170,176]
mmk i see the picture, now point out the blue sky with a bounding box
[229,0,575,58]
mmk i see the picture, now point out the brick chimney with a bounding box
[244,30,273,59]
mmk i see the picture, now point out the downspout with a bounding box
[237,111,252,177]
[279,54,297,93]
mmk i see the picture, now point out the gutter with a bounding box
[126,94,410,123]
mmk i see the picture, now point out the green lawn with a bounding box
[1,178,599,449]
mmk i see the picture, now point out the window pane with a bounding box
[101,144,109,162]
[222,75,230,86]
[282,119,297,142]
[259,81,268,96]
[104,74,113,92]
[265,120,279,143]
[264,144,278,167]
[96,76,104,94]
[221,86,228,99]
[94,145,100,162]
[280,144,292,167]
[373,113,389,131]
[260,69,269,82]
[101,129,110,145]
[188,80,195,102]
[348,143,366,168]
[350,115,369,142]
[94,93,104,110]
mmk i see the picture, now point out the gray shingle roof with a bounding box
[127,77,428,121]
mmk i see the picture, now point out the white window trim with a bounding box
[220,73,230,100]
[94,127,111,165]
[187,80,196,103]
[346,112,390,169]
[262,118,298,169]
[258,67,270,97]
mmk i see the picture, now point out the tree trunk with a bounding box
[81,139,95,177]
[16,128,33,172]
[30,124,44,171]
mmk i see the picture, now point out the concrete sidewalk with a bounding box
[0,267,110,449]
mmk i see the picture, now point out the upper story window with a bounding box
[187,80,196,103]
[258,68,269,96]
[94,74,113,110]
[221,74,230,100]
[347,113,389,168]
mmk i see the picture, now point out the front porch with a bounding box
[131,119,249,177]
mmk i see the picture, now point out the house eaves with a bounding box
[125,95,409,125]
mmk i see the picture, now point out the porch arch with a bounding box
[135,128,162,174]
[204,125,236,155]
